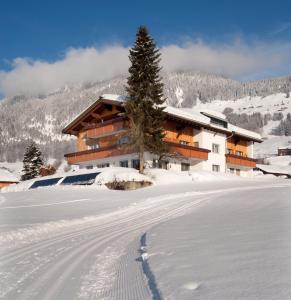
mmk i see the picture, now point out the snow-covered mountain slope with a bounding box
[196,93,291,136]
[1,71,291,162]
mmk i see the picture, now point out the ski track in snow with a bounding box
[1,182,290,299]
[0,198,92,210]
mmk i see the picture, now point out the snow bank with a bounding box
[146,169,243,185]
[1,167,151,193]
[0,168,19,182]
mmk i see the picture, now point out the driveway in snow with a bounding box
[0,178,290,299]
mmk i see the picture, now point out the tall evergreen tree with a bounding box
[21,141,44,181]
[125,26,166,173]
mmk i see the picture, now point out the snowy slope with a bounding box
[0,175,290,299]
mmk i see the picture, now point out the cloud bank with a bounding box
[1,40,291,97]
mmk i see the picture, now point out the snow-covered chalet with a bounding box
[62,94,262,176]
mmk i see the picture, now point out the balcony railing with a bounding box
[85,117,128,139]
[65,141,210,164]
[225,154,256,168]
[165,141,210,160]
[65,145,135,165]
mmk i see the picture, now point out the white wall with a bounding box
[247,141,254,158]
[194,128,227,172]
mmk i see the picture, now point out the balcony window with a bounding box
[235,150,243,156]
[227,148,233,154]
[212,164,220,172]
[181,163,190,171]
[90,143,100,150]
[120,160,128,168]
[118,136,130,145]
[179,140,189,146]
[212,143,220,153]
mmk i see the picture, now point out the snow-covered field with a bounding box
[1,171,291,299]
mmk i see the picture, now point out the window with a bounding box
[235,150,243,156]
[227,148,233,154]
[210,118,227,128]
[97,163,110,168]
[212,164,220,172]
[90,143,100,150]
[61,172,100,186]
[212,143,220,153]
[152,159,159,168]
[158,160,169,170]
[229,168,235,174]
[179,140,189,145]
[120,160,128,168]
[118,136,129,145]
[86,165,93,169]
[30,177,62,189]
[132,159,140,170]
[181,163,190,171]
[236,169,241,176]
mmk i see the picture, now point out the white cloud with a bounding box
[1,39,291,97]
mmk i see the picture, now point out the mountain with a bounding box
[1,71,291,162]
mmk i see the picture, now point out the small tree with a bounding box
[21,141,44,180]
[125,26,166,173]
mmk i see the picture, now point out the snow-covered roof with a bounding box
[278,146,291,150]
[0,169,19,182]
[164,106,210,126]
[228,124,262,142]
[101,94,127,102]
[63,94,262,142]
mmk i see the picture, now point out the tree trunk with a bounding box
[139,143,144,174]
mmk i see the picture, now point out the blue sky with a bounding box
[1,0,291,96]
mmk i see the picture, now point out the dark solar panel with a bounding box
[30,177,62,189]
[60,172,100,186]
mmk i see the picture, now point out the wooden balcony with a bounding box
[65,145,135,165]
[85,117,128,139]
[165,141,210,161]
[65,141,210,165]
[225,154,256,168]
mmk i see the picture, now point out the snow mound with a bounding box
[0,168,19,182]
[146,169,242,185]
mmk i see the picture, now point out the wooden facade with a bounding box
[226,137,249,157]
[225,154,256,168]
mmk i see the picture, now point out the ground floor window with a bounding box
[229,168,235,173]
[97,163,110,168]
[236,168,241,176]
[132,159,140,170]
[120,160,128,168]
[181,162,190,171]
[212,164,220,172]
[159,160,169,170]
